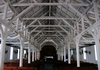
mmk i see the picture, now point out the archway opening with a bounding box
[40,45,57,61]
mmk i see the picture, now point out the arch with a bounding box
[40,39,58,50]
[40,45,57,61]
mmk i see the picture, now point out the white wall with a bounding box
[72,49,77,60]
[80,48,84,61]
[80,46,97,64]
[5,46,10,62]
[73,45,97,64]
[86,46,97,64]
[13,48,18,61]
[4,46,19,62]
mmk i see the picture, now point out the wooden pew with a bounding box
[18,67,33,70]
[78,67,97,70]
[4,66,18,70]
[4,60,28,67]
[57,67,97,70]
[4,60,40,70]
[33,67,38,70]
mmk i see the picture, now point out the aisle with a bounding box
[39,62,56,70]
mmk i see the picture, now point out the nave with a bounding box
[0,0,100,70]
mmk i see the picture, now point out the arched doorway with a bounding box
[40,45,57,61]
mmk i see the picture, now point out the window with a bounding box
[24,50,26,55]
[10,47,13,60]
[94,45,97,60]
[23,50,27,59]
[17,49,19,59]
[83,47,86,59]
[71,50,73,55]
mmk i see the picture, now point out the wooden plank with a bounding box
[18,67,33,70]
[4,66,18,70]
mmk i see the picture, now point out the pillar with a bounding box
[19,38,24,67]
[93,2,100,70]
[94,37,100,70]
[64,45,66,62]
[35,51,37,61]
[28,43,31,64]
[0,32,8,70]
[68,42,71,64]
[32,47,34,62]
[36,51,39,60]
[58,52,60,61]
[60,50,62,61]
[57,51,60,60]
[93,28,100,70]
[58,53,60,60]
[75,37,81,67]
[61,50,64,61]
[0,36,6,70]
[0,3,9,70]
[38,51,40,60]
[57,52,59,60]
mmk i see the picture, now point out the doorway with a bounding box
[40,45,57,61]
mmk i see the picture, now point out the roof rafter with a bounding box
[23,17,77,20]
[12,3,89,6]
[8,4,34,25]
[68,5,92,26]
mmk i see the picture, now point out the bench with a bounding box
[18,67,33,70]
[4,66,18,70]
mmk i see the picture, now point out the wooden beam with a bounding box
[23,17,77,20]
[68,5,92,26]
[13,3,89,6]
[8,4,34,25]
